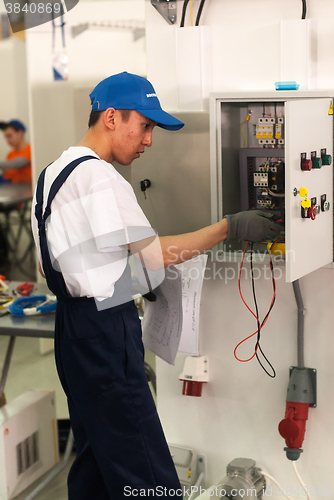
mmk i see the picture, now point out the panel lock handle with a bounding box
[140,179,151,199]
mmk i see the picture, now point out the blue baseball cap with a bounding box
[9,120,26,132]
[0,119,26,132]
[89,72,184,131]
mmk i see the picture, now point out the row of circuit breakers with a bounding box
[247,117,332,221]
[256,116,284,145]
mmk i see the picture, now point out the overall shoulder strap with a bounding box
[35,166,48,227]
[44,155,97,217]
[35,155,98,226]
[35,155,98,234]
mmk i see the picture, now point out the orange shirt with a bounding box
[4,144,32,183]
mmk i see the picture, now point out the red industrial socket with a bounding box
[182,380,206,397]
[278,401,309,450]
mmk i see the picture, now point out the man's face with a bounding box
[3,127,23,149]
[111,110,156,166]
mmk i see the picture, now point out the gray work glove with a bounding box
[225,210,283,242]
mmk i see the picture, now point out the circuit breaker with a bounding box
[210,92,333,282]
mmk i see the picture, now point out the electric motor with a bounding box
[215,458,266,500]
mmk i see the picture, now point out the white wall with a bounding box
[25,0,147,184]
[0,38,29,158]
[158,265,334,495]
[146,0,334,111]
[144,0,334,495]
[26,0,146,86]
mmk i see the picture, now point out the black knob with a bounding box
[140,179,151,192]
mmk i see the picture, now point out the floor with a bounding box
[0,208,157,500]
[13,456,74,500]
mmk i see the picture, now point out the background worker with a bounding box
[31,72,282,499]
[0,120,32,183]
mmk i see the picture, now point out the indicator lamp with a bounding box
[321,148,332,166]
[300,153,312,171]
[311,151,322,169]
[312,157,322,169]
[301,159,312,171]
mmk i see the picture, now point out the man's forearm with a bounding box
[0,157,29,170]
[159,218,228,266]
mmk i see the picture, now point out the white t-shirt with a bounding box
[31,146,156,301]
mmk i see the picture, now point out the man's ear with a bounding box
[104,108,116,131]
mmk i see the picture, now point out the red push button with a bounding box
[308,205,317,220]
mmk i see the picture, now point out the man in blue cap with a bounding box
[31,72,282,499]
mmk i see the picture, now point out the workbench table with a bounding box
[0,183,34,277]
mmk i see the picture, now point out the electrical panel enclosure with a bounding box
[210,92,333,282]
[285,98,333,281]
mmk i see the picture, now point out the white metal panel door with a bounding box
[285,98,333,282]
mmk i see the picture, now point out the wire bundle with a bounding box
[234,239,285,377]
[180,0,207,27]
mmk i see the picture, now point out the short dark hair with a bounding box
[88,109,132,128]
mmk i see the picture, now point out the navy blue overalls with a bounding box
[34,156,182,499]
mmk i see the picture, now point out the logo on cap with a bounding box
[146,93,157,98]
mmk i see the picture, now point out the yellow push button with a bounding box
[301,198,311,208]
[267,242,285,255]
[299,187,308,198]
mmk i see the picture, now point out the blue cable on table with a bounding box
[9,295,57,317]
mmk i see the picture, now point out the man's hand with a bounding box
[225,210,283,242]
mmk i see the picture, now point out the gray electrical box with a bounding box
[210,91,334,281]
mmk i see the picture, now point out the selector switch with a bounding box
[301,207,308,218]
[301,197,318,220]
[301,198,313,219]
[320,194,330,212]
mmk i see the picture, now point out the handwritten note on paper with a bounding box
[142,266,183,365]
[176,254,208,356]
